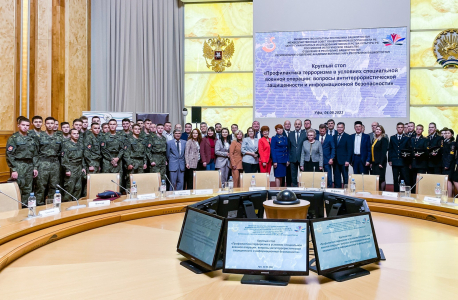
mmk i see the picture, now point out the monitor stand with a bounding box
[324,267,370,282]
[242,200,258,218]
[180,260,222,274]
[241,275,290,286]
[328,203,342,217]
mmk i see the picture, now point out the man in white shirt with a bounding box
[351,121,371,174]
[283,120,292,138]
[163,122,173,141]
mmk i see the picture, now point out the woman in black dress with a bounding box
[370,125,388,191]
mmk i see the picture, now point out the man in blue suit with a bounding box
[317,124,335,188]
[288,119,306,186]
[333,122,353,188]
[351,121,371,174]
[282,120,293,186]
[166,130,187,190]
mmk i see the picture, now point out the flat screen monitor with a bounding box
[217,191,267,219]
[177,206,225,271]
[310,212,381,275]
[189,196,219,215]
[223,218,309,276]
[324,193,370,217]
[267,190,324,219]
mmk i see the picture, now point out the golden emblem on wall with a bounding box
[433,29,458,68]
[203,35,235,73]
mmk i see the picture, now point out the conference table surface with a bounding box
[0,188,458,299]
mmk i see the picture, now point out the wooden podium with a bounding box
[263,200,310,219]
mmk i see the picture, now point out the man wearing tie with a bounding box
[351,121,371,174]
[288,119,305,186]
[166,130,187,190]
[252,120,261,139]
[317,124,335,188]
[282,120,292,186]
[406,122,415,137]
[215,123,223,140]
[326,119,336,136]
[427,122,443,174]
[333,122,353,188]
[409,124,428,193]
[388,122,410,192]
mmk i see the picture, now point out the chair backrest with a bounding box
[298,172,327,188]
[0,182,22,213]
[240,173,270,189]
[348,174,379,192]
[417,173,448,195]
[130,173,161,195]
[193,171,221,190]
[87,173,120,199]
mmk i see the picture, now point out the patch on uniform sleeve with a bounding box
[7,145,14,152]
[124,145,128,150]
[101,142,105,147]
[87,144,92,149]
[148,144,151,148]
[61,151,65,157]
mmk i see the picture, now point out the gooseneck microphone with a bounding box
[56,184,87,210]
[0,190,36,217]
[111,180,130,195]
[409,176,424,192]
[165,174,175,191]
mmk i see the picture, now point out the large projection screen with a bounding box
[255,27,407,119]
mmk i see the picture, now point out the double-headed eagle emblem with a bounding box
[203,35,235,73]
[433,29,458,68]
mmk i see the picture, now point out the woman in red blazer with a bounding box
[258,126,272,174]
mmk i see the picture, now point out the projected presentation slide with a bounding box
[178,209,223,266]
[225,221,308,272]
[313,214,378,271]
[255,27,407,118]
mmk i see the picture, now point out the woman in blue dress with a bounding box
[271,124,290,187]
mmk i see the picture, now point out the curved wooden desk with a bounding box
[1,212,458,299]
[0,188,458,274]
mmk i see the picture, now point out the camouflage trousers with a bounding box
[35,158,60,206]
[15,160,34,205]
[150,154,166,180]
[63,166,84,202]
[125,158,145,189]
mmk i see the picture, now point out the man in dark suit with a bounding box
[333,122,353,188]
[351,121,371,174]
[427,122,443,174]
[326,119,337,136]
[406,122,415,137]
[317,124,335,187]
[409,124,428,193]
[166,129,187,190]
[288,119,305,187]
[180,123,192,141]
[304,119,319,136]
[282,120,292,186]
[388,122,411,192]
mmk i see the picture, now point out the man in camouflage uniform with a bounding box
[84,122,102,174]
[61,129,86,201]
[5,118,39,205]
[123,124,149,188]
[148,123,167,180]
[101,119,125,177]
[28,115,43,139]
[60,122,71,139]
[34,117,63,205]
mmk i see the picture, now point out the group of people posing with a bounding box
[6,115,457,206]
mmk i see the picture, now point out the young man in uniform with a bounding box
[101,119,125,179]
[61,129,86,201]
[35,117,62,205]
[28,116,43,138]
[80,116,89,134]
[409,125,428,193]
[427,122,443,174]
[123,124,149,188]
[6,118,39,205]
[61,122,71,139]
[73,119,83,134]
[148,123,167,180]
[101,123,109,134]
[84,123,102,174]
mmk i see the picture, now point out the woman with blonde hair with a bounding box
[371,125,388,190]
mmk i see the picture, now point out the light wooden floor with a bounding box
[0,212,457,300]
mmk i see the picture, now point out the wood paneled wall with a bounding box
[0,0,90,182]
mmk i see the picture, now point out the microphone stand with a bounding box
[0,190,37,219]
[312,166,315,188]
[110,180,135,201]
[56,184,87,210]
